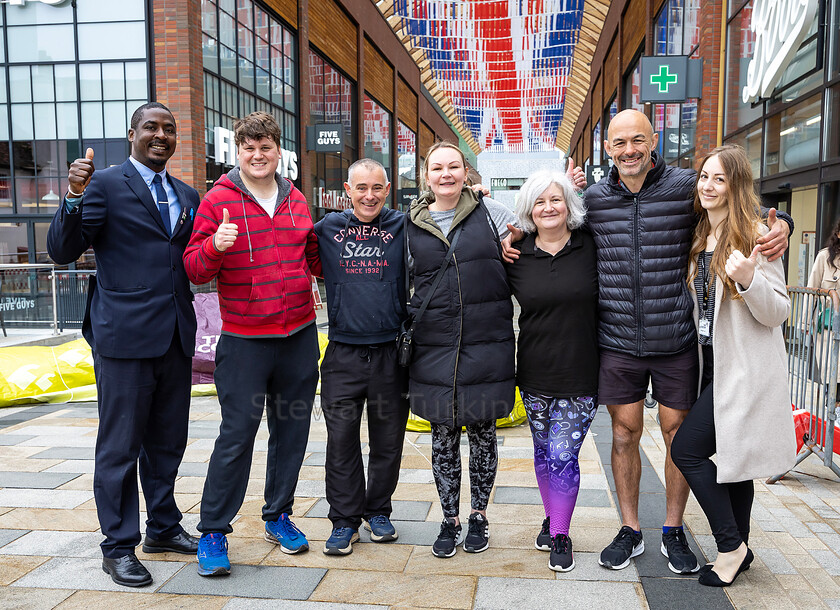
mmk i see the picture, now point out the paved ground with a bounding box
[0,391,839,609]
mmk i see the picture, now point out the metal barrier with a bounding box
[0,264,58,335]
[769,287,840,482]
[53,269,95,331]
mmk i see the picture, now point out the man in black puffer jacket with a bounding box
[589,110,791,575]
[504,109,791,575]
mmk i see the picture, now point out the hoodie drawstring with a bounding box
[240,194,254,263]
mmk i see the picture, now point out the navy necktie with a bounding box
[152,174,172,235]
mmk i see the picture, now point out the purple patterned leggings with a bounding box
[522,392,598,536]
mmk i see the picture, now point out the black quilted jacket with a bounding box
[585,153,697,357]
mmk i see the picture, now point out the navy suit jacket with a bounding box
[47,159,199,359]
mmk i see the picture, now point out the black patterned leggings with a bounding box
[431,420,498,518]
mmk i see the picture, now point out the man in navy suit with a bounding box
[48,102,200,587]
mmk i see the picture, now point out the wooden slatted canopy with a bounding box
[555,0,610,152]
[374,0,597,154]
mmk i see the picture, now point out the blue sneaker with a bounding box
[265,513,309,554]
[197,533,230,577]
[365,515,398,542]
[324,526,360,555]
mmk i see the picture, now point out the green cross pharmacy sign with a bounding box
[640,56,702,103]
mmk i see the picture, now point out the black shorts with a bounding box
[598,348,699,411]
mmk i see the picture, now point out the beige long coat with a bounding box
[807,248,840,383]
[689,251,797,483]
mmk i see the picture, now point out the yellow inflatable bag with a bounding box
[0,338,96,407]
[405,387,527,432]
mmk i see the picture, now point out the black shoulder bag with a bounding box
[396,222,463,367]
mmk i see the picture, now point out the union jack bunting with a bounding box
[391,0,585,152]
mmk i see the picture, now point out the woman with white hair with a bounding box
[504,169,598,573]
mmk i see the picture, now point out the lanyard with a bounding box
[699,251,712,313]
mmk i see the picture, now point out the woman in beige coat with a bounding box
[807,218,840,385]
[671,144,796,588]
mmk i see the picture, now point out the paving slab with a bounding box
[493,486,610,507]
[223,600,384,610]
[0,530,104,558]
[0,489,93,509]
[808,549,840,576]
[159,564,327,599]
[11,557,185,592]
[29,448,94,460]
[0,586,74,609]
[553,551,640,582]
[42,461,96,475]
[0,471,81,489]
[177,462,209,477]
[639,576,731,610]
[306,498,431,522]
[0,529,28,548]
[0,435,36,446]
[473,576,644,609]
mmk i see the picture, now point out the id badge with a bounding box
[699,318,710,338]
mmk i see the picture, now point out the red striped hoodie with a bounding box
[184,168,321,337]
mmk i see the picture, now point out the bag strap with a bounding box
[405,223,463,340]
[477,192,503,259]
[402,212,410,308]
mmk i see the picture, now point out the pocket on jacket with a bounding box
[333,280,402,333]
[244,268,311,317]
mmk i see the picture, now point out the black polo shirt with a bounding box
[505,229,600,397]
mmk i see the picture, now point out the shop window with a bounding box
[725,125,763,178]
[397,121,417,211]
[768,18,822,104]
[309,50,356,220]
[764,92,822,175]
[364,95,392,208]
[623,54,644,112]
[592,120,601,164]
[832,0,840,78]
[826,85,840,161]
[0,223,28,264]
[654,103,681,162]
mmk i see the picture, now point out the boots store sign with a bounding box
[8,0,69,5]
[741,0,819,103]
[214,126,299,181]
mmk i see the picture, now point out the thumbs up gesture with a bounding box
[67,148,95,197]
[565,157,587,190]
[725,245,760,289]
[213,208,238,252]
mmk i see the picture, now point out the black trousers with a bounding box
[671,356,753,553]
[320,341,409,529]
[198,325,319,534]
[93,334,191,559]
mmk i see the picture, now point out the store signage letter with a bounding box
[741,0,818,103]
[9,0,69,5]
[214,126,298,181]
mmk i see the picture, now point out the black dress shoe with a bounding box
[698,548,754,587]
[102,554,152,587]
[142,531,199,555]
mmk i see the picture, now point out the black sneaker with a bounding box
[463,513,489,553]
[661,527,700,574]
[549,533,574,572]
[599,525,644,570]
[432,518,461,558]
[535,517,551,551]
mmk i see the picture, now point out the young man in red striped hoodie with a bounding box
[183,112,321,576]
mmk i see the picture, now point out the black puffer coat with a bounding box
[407,189,516,428]
[585,153,697,357]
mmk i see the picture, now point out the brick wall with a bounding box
[152,0,206,194]
[695,0,724,162]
